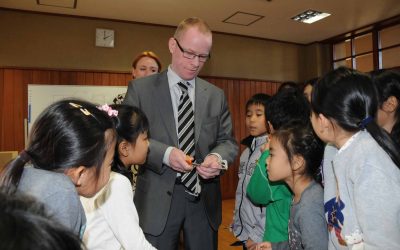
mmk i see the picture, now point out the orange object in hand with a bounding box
[185,155,193,165]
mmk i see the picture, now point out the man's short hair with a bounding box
[174,17,212,39]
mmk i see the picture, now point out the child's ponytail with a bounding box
[312,67,400,169]
[0,150,31,193]
[363,118,400,167]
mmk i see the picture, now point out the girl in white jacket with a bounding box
[81,104,156,250]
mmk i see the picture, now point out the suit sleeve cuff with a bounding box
[163,146,174,166]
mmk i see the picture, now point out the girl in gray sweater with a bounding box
[310,67,400,250]
[0,99,117,238]
[265,123,327,250]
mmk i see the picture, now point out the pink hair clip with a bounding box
[97,104,118,117]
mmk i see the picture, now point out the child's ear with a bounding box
[318,113,332,132]
[292,155,305,171]
[118,140,130,157]
[267,121,274,134]
[64,166,86,187]
[382,96,398,113]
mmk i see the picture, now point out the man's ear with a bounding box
[382,96,398,113]
[64,166,86,186]
[168,37,176,54]
[118,140,130,157]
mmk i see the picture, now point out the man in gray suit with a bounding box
[123,17,238,250]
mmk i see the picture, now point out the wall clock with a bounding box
[95,28,114,48]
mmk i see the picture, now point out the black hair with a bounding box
[266,88,310,130]
[277,81,300,93]
[272,123,324,182]
[372,70,400,148]
[0,99,116,192]
[109,104,149,183]
[245,93,271,111]
[311,67,400,168]
[0,189,83,250]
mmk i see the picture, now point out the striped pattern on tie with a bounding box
[177,82,201,196]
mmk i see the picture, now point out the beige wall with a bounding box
[0,9,329,82]
[301,43,332,81]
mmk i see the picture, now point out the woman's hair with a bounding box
[109,105,149,183]
[273,123,325,182]
[132,51,162,72]
[0,189,83,250]
[311,67,400,168]
[372,70,400,147]
[0,99,116,192]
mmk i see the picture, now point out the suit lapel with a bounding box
[194,78,209,143]
[153,72,178,146]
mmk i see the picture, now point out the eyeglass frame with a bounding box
[173,38,211,62]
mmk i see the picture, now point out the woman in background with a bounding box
[113,51,161,104]
[131,51,162,79]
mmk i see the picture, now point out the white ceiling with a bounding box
[1,0,400,44]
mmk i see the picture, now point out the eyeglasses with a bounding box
[174,38,210,63]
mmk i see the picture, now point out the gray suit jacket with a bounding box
[123,71,238,236]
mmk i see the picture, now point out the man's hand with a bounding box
[169,148,193,173]
[196,154,221,179]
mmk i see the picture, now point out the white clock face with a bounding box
[95,28,114,48]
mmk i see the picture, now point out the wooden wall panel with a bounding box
[0,67,280,199]
[203,77,280,198]
[0,69,3,151]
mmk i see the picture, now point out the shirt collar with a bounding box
[167,65,195,90]
[337,131,361,155]
[251,134,268,152]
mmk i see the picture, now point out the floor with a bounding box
[179,199,240,250]
[218,199,239,250]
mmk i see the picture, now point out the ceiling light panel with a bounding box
[292,10,331,24]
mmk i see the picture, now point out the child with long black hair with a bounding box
[0,99,117,237]
[311,67,400,249]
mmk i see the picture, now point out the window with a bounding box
[332,33,373,72]
[379,24,400,69]
[331,20,400,72]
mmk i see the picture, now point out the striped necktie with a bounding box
[177,82,201,196]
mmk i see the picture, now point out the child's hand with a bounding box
[246,239,256,250]
[255,241,272,250]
